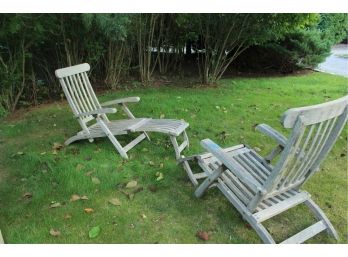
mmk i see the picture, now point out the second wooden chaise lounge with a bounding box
[55,63,189,159]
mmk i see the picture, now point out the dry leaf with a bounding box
[108,198,121,206]
[70,194,81,202]
[140,214,147,219]
[49,228,61,237]
[160,114,165,119]
[196,231,209,241]
[22,192,33,199]
[64,213,72,220]
[49,202,61,208]
[159,163,164,169]
[52,142,63,151]
[84,208,94,213]
[148,161,155,166]
[155,172,164,181]
[80,195,89,200]
[91,177,100,184]
[76,164,84,172]
[126,180,137,188]
[85,170,95,177]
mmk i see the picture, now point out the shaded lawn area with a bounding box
[0,72,347,243]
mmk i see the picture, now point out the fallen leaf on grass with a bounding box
[196,231,209,241]
[148,161,155,166]
[76,164,85,172]
[22,192,33,199]
[64,213,72,220]
[155,172,164,181]
[126,180,137,188]
[84,208,94,213]
[108,198,121,206]
[70,194,88,202]
[88,226,101,239]
[11,151,24,158]
[52,142,64,151]
[140,214,147,219]
[49,202,62,208]
[91,177,100,185]
[70,194,81,202]
[159,163,164,169]
[49,228,61,237]
[85,170,95,177]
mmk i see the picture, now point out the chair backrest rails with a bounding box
[264,95,348,196]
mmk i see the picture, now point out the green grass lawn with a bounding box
[0,72,347,243]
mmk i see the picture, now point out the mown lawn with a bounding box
[0,72,347,243]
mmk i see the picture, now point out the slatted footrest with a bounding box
[253,192,310,223]
[281,220,327,244]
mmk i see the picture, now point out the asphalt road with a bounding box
[317,44,348,77]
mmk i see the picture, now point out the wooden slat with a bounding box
[127,118,150,131]
[281,95,348,128]
[253,191,310,223]
[281,221,326,244]
[55,63,90,78]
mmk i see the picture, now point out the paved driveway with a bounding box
[317,44,348,77]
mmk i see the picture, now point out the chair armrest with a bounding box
[75,108,117,118]
[200,139,267,194]
[101,97,140,107]
[256,124,287,147]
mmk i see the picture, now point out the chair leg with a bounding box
[246,217,276,244]
[170,130,189,160]
[304,198,339,240]
[65,134,85,145]
[182,160,199,186]
[96,117,128,159]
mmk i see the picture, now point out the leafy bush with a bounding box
[233,14,348,73]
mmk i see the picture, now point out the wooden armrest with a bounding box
[200,139,266,194]
[75,108,117,118]
[256,124,287,147]
[101,97,140,107]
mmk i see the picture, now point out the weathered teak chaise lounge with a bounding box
[55,63,189,159]
[180,95,347,243]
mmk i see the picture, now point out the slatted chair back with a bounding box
[55,63,108,130]
[264,96,348,195]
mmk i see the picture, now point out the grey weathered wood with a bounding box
[74,108,117,118]
[281,95,348,128]
[281,221,327,244]
[256,124,287,147]
[55,63,189,159]
[304,199,339,240]
[183,95,347,244]
[101,97,141,106]
[200,139,266,195]
[253,191,310,223]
